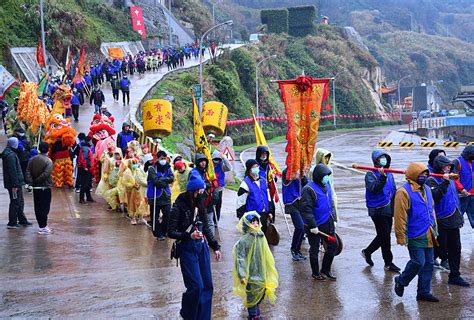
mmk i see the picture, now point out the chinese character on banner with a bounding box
[130,6,147,39]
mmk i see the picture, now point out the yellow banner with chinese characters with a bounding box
[193,96,216,181]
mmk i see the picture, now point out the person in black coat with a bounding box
[2,137,31,228]
[168,171,221,320]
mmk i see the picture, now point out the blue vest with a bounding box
[121,79,130,90]
[365,171,395,208]
[147,167,172,198]
[191,167,206,183]
[305,181,334,226]
[427,164,434,173]
[403,183,435,239]
[244,176,269,214]
[282,178,301,205]
[215,163,225,187]
[71,94,80,105]
[90,67,96,77]
[432,177,460,219]
[458,156,473,191]
[119,131,133,150]
[84,75,92,85]
[259,165,269,182]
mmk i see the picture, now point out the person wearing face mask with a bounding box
[191,153,217,236]
[147,150,174,239]
[452,145,474,229]
[168,172,222,320]
[255,146,276,224]
[232,211,278,319]
[211,150,232,224]
[394,162,439,302]
[171,160,191,202]
[361,150,400,273]
[312,148,338,220]
[426,155,470,287]
[301,164,338,281]
[427,149,446,173]
[237,159,271,234]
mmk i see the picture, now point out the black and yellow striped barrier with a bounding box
[421,141,437,147]
[378,141,393,148]
[468,142,474,146]
[399,141,415,147]
[443,141,461,148]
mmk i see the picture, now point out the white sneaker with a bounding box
[131,218,137,225]
[38,228,52,235]
[44,226,53,232]
[138,218,147,225]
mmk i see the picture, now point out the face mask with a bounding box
[132,164,139,170]
[260,156,267,162]
[417,175,427,185]
[159,159,167,166]
[322,175,331,186]
[251,167,260,176]
[379,157,387,166]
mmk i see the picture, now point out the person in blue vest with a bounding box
[301,164,338,281]
[255,145,276,224]
[83,71,92,96]
[282,167,308,261]
[71,88,80,122]
[121,75,131,106]
[73,79,84,105]
[426,155,470,287]
[90,65,98,86]
[394,162,439,302]
[236,159,271,234]
[361,150,400,273]
[452,145,474,229]
[116,122,139,155]
[147,150,174,239]
[168,171,221,320]
[427,149,446,173]
[191,153,217,237]
[211,150,232,224]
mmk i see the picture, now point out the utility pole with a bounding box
[168,0,172,46]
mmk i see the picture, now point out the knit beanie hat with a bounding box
[245,159,258,171]
[7,137,19,149]
[186,171,205,191]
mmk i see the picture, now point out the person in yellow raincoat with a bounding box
[171,160,191,203]
[103,150,123,211]
[95,145,116,202]
[122,158,148,225]
[233,211,278,319]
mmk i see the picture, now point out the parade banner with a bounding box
[36,39,46,68]
[130,6,147,39]
[0,65,17,99]
[73,48,85,83]
[193,96,216,181]
[277,76,331,180]
[108,48,124,60]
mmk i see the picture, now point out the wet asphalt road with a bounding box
[1,125,472,318]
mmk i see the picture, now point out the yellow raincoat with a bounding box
[232,211,278,308]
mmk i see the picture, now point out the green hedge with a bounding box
[288,5,316,37]
[261,9,289,34]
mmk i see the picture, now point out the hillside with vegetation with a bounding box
[153,25,394,148]
[0,0,141,66]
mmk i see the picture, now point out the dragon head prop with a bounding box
[44,113,77,148]
[51,84,73,115]
[88,113,116,141]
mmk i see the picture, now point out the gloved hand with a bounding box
[310,227,319,235]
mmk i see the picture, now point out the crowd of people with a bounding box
[1,41,473,319]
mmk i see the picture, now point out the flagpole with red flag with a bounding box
[36,38,46,69]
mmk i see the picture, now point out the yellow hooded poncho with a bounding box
[232,211,278,308]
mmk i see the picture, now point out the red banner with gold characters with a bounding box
[277,76,331,180]
[130,6,147,39]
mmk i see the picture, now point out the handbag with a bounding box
[265,221,280,246]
